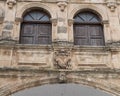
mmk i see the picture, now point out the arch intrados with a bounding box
[12,83,113,96]
[73,8,102,21]
[16,3,56,19]
[22,7,51,18]
[5,78,116,96]
[69,5,108,22]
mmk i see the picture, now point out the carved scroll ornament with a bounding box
[54,49,71,69]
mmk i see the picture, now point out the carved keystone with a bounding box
[51,18,58,26]
[58,72,67,83]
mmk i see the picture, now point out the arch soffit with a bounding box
[69,5,108,21]
[1,76,117,96]
[16,3,57,19]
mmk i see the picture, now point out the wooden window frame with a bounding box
[73,11,105,46]
[19,10,52,45]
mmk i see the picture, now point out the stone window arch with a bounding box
[19,9,52,44]
[73,11,105,46]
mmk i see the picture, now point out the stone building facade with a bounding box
[0,0,120,96]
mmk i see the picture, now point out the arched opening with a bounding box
[73,11,105,46]
[19,9,52,44]
[12,84,112,96]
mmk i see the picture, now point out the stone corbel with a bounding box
[105,0,117,12]
[103,20,109,27]
[0,17,4,24]
[68,19,74,26]
[15,17,23,25]
[7,0,16,9]
[57,1,67,12]
[51,18,58,26]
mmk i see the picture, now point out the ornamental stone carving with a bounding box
[54,49,71,69]
[7,0,16,9]
[51,18,58,26]
[105,0,117,12]
[57,1,67,12]
[58,72,67,83]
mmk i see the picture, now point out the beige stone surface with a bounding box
[0,0,120,96]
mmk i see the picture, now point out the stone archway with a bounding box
[69,4,108,21]
[0,69,119,96]
[12,84,112,96]
[16,2,57,19]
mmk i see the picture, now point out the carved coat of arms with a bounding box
[54,49,71,69]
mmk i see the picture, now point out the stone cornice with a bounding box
[0,0,120,4]
[5,0,118,4]
[1,43,120,51]
[0,67,120,78]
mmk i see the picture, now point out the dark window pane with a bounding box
[38,36,51,44]
[74,12,101,23]
[23,11,50,22]
[20,37,34,44]
[38,24,51,35]
[22,24,34,34]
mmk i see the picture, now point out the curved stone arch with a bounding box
[69,5,108,21]
[0,76,118,96]
[16,3,57,19]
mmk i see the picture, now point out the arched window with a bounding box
[20,10,52,44]
[73,11,105,46]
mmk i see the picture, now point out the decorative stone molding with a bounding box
[57,1,67,12]
[68,19,74,26]
[58,71,67,83]
[103,20,109,24]
[105,0,117,12]
[58,26,67,33]
[15,17,23,25]
[16,3,57,19]
[103,20,109,27]
[69,5,108,21]
[54,49,71,69]
[7,0,16,9]
[51,18,57,26]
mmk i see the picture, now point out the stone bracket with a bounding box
[51,18,58,26]
[105,0,117,12]
[57,0,67,12]
[7,0,16,9]
[68,19,74,26]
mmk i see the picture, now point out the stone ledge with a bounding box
[0,42,120,52]
[0,67,120,73]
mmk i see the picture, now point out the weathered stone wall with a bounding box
[0,0,120,96]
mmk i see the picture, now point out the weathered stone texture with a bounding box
[0,0,120,96]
